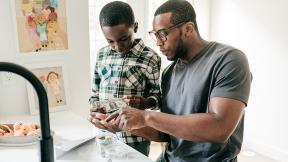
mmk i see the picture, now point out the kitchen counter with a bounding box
[0,111,153,162]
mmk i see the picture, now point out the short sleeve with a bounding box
[210,50,252,106]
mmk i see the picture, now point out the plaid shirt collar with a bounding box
[107,39,145,56]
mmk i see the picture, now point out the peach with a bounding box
[13,122,23,132]
[14,130,25,136]
[19,124,31,135]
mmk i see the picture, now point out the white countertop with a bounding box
[0,111,153,162]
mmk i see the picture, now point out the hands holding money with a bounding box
[88,103,120,133]
[88,96,152,132]
[88,107,147,132]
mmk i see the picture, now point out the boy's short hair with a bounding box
[99,1,135,27]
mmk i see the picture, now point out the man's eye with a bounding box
[107,40,114,44]
[158,31,167,37]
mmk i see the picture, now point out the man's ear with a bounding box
[184,22,195,36]
[134,22,138,33]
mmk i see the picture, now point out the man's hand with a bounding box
[123,95,155,110]
[99,117,122,133]
[105,107,147,131]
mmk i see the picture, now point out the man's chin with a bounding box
[163,52,172,60]
[167,57,173,61]
[166,55,176,61]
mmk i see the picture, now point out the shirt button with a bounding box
[113,94,117,97]
[118,67,121,70]
[115,80,118,84]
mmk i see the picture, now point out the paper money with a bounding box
[91,98,128,114]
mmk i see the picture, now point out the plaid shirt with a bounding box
[90,39,161,144]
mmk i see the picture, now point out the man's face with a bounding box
[101,24,135,55]
[151,13,187,61]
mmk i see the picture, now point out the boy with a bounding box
[89,1,161,156]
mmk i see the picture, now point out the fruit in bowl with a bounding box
[0,122,41,137]
[0,122,41,146]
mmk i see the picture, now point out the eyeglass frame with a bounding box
[148,21,188,43]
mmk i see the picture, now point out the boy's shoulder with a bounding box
[96,45,112,62]
[140,45,161,61]
[98,45,111,55]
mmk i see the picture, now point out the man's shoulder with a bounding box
[207,42,246,62]
[162,61,176,76]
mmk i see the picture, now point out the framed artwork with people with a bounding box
[12,0,69,54]
[26,61,69,114]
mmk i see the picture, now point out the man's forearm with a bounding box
[130,126,164,142]
[144,109,244,143]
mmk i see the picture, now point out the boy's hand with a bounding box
[88,102,109,129]
[88,104,121,133]
[88,112,108,129]
[90,102,106,114]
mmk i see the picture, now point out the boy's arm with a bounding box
[124,53,161,109]
[145,53,162,109]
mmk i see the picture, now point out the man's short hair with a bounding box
[99,1,135,27]
[155,0,198,30]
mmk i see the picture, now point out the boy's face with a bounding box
[101,24,135,55]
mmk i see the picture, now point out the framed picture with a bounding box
[12,0,69,54]
[26,61,70,114]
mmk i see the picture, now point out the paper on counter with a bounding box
[55,135,96,158]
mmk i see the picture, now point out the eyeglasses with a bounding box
[148,21,187,43]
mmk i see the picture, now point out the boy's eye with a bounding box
[119,37,128,42]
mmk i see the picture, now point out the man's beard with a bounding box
[171,37,187,61]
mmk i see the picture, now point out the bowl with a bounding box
[0,123,41,146]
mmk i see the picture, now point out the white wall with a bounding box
[128,0,212,41]
[193,0,211,40]
[127,0,147,42]
[210,0,288,161]
[0,1,91,118]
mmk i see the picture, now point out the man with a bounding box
[100,0,252,162]
[88,1,161,156]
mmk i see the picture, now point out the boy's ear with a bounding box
[134,22,138,33]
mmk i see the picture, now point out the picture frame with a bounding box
[11,0,69,55]
[26,61,70,115]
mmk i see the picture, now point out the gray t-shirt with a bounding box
[161,42,252,162]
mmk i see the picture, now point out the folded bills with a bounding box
[91,98,128,114]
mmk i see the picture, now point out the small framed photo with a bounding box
[26,61,70,115]
[11,0,69,55]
